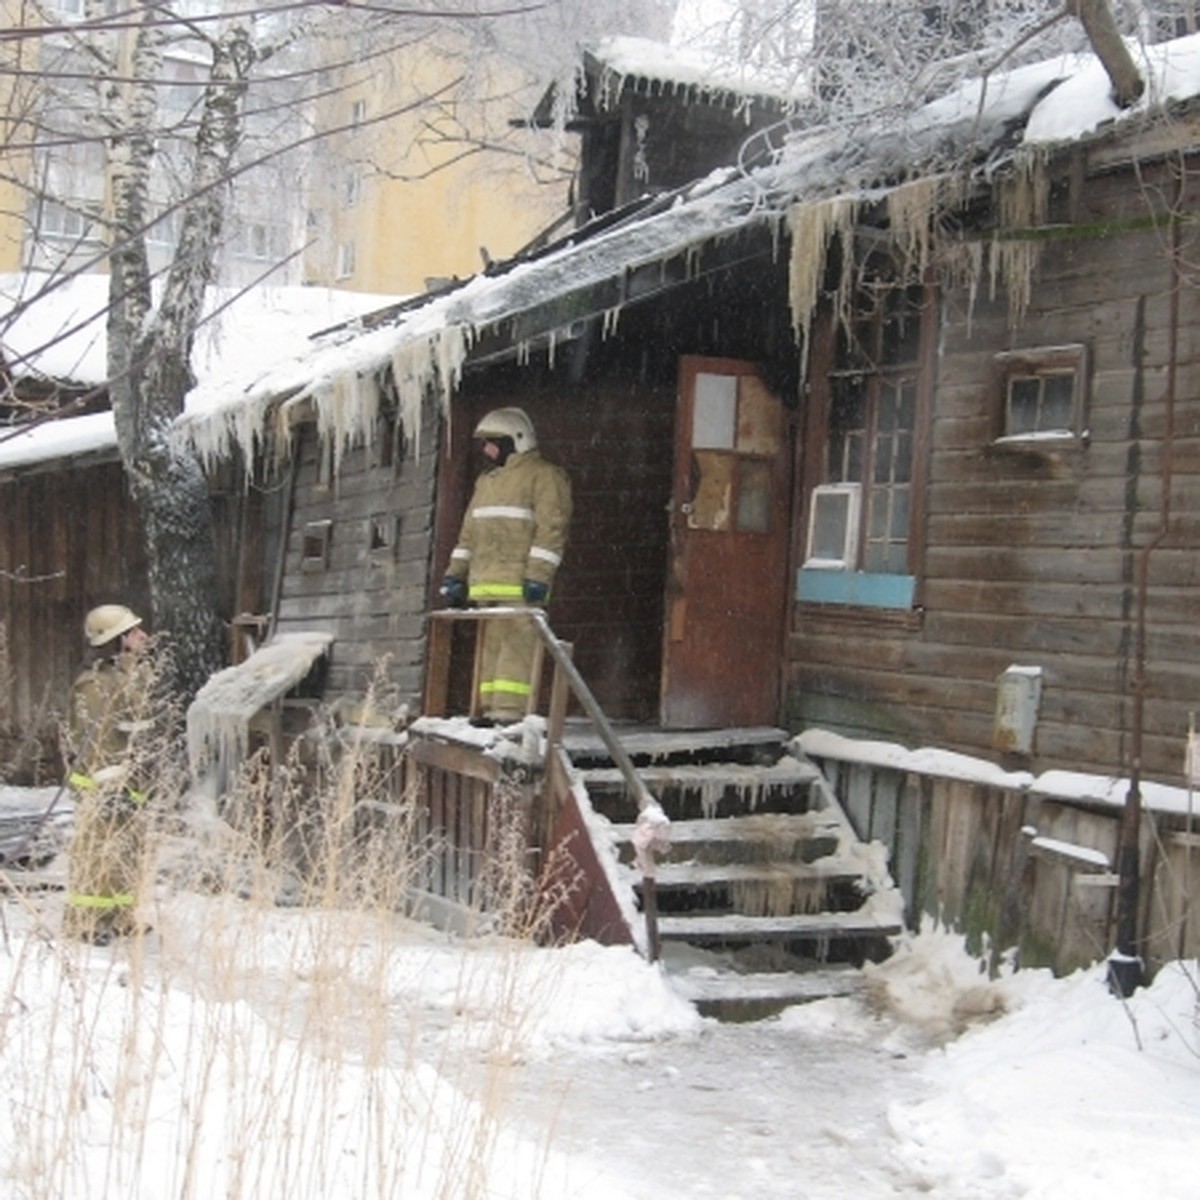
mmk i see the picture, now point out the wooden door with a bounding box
[660,357,792,728]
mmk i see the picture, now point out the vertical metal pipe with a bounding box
[1112,162,1183,995]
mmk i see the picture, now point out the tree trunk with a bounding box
[104,20,255,701]
[1069,0,1144,108]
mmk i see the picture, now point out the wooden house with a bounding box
[186,38,1200,782]
[12,35,1200,991]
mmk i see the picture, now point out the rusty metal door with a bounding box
[660,356,792,728]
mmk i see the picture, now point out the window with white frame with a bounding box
[36,199,100,241]
[805,483,861,568]
[336,240,356,279]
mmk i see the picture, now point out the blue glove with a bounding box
[523,579,549,605]
[440,577,468,608]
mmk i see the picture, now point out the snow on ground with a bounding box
[2,815,1198,1200]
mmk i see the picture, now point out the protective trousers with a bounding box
[477,601,537,721]
[63,788,147,944]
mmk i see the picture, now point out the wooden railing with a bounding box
[424,606,669,958]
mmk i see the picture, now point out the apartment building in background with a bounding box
[1,1,570,299]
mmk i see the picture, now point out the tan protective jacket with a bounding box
[447,449,573,599]
[67,653,156,790]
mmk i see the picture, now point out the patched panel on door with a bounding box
[688,450,733,531]
[736,375,784,454]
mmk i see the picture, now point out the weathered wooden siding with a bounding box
[815,750,1195,976]
[789,152,1200,788]
[0,450,270,777]
[272,398,442,710]
[0,457,148,776]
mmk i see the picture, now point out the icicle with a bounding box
[312,370,380,477]
[387,325,469,460]
[731,876,822,919]
[887,177,939,278]
[787,195,859,370]
[989,151,1049,329]
[187,632,333,797]
[887,172,970,282]
[937,238,985,339]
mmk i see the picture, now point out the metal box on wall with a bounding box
[994,665,1043,756]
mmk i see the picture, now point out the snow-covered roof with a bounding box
[584,34,805,109]
[0,410,120,473]
[176,34,1200,472]
[0,275,403,476]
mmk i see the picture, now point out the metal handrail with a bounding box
[425,606,670,959]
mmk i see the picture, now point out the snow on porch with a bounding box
[187,631,333,791]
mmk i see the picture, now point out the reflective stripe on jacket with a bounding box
[448,449,572,591]
[66,891,136,910]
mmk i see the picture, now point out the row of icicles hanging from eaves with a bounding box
[785,152,1051,364]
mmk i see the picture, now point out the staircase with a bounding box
[564,725,904,1019]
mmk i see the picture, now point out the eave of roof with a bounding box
[173,34,1200,470]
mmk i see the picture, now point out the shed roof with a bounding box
[0,278,401,479]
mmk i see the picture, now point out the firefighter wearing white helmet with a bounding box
[473,406,538,452]
[440,407,572,723]
[63,603,155,944]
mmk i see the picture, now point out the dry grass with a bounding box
[0,652,586,1200]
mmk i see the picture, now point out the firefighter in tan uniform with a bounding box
[440,408,572,723]
[62,604,155,944]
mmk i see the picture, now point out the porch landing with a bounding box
[560,722,792,765]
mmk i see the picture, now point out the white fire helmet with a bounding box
[84,604,143,648]
[473,407,538,452]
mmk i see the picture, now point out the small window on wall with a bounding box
[301,520,332,572]
[994,344,1086,444]
[368,512,400,562]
